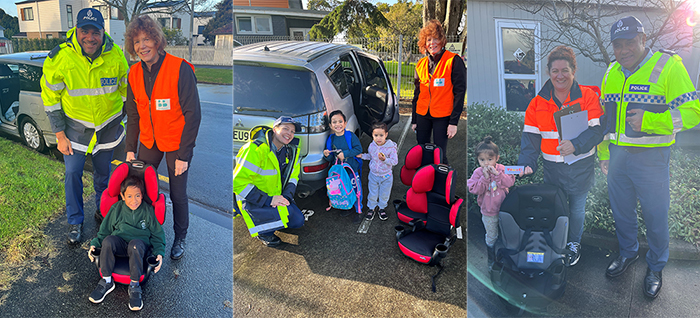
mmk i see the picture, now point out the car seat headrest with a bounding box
[411,164,454,205]
[404,143,443,170]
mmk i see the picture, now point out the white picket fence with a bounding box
[165,46,232,66]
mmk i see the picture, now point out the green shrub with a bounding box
[467,102,700,246]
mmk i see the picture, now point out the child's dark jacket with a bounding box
[90,200,167,257]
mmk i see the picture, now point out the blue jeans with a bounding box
[64,149,113,225]
[608,145,670,272]
[567,191,589,244]
[367,172,393,209]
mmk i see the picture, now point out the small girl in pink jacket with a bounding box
[467,136,515,269]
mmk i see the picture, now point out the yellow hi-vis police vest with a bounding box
[234,126,301,237]
[41,27,128,154]
[597,51,700,160]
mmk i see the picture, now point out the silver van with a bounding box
[234,41,400,198]
[0,51,56,152]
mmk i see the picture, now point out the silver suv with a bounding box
[0,51,56,152]
[234,41,400,197]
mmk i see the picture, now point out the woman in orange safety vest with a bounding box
[123,16,202,261]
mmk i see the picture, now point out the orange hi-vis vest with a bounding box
[416,50,457,118]
[129,53,194,152]
[523,81,603,163]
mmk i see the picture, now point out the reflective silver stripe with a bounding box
[65,111,121,131]
[239,158,277,176]
[668,91,698,109]
[670,109,683,133]
[604,94,621,102]
[91,129,125,154]
[540,131,558,139]
[542,148,595,163]
[523,125,540,134]
[589,118,600,126]
[289,178,298,186]
[70,141,89,153]
[44,102,62,112]
[618,134,674,144]
[67,85,119,97]
[43,77,65,91]
[238,184,254,198]
[249,220,286,235]
[604,133,612,141]
[649,54,671,84]
[623,94,666,105]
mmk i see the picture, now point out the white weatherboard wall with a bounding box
[468,0,700,108]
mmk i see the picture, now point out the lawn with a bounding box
[195,68,233,85]
[0,138,93,263]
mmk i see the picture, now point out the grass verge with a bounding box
[0,138,94,290]
[196,68,233,85]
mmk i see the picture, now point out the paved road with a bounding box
[0,197,233,317]
[233,115,467,317]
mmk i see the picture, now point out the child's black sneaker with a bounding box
[88,278,115,304]
[128,285,143,311]
[352,213,363,224]
[339,209,352,217]
[366,207,376,220]
[378,208,388,221]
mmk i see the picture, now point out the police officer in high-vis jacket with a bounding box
[234,116,305,247]
[41,8,129,244]
[590,16,700,298]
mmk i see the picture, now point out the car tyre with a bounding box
[20,117,46,153]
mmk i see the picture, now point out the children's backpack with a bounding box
[326,159,361,214]
[326,131,362,175]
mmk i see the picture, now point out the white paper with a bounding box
[560,110,589,165]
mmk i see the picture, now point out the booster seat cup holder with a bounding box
[91,248,101,268]
[392,199,402,212]
[431,243,449,264]
[146,255,160,277]
[395,225,406,240]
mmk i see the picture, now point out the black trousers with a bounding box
[100,235,147,282]
[415,113,451,157]
[138,141,190,240]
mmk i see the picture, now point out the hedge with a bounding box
[11,38,66,53]
[467,102,700,247]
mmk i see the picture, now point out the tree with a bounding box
[308,0,342,11]
[202,0,232,44]
[512,0,700,67]
[162,27,189,45]
[374,1,423,64]
[0,8,19,38]
[92,0,190,29]
[422,0,465,39]
[309,0,389,40]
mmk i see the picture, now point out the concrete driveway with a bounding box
[233,114,467,317]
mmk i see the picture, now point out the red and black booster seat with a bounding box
[395,143,446,223]
[394,164,463,291]
[89,160,166,285]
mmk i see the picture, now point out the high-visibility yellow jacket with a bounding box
[41,27,128,154]
[234,126,301,237]
[598,51,700,160]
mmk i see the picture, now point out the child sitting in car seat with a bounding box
[88,175,165,311]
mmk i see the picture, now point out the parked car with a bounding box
[0,51,55,152]
[233,41,400,198]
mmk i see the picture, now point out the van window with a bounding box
[356,55,388,91]
[325,60,349,98]
[234,64,325,116]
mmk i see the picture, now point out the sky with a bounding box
[1,0,18,17]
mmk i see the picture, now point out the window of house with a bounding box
[46,34,53,39]
[157,18,169,28]
[21,8,34,21]
[197,25,205,34]
[236,15,272,35]
[92,6,109,22]
[110,6,120,20]
[67,5,73,28]
[172,18,182,30]
[495,19,540,111]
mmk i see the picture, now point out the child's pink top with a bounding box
[467,164,516,216]
[359,140,398,176]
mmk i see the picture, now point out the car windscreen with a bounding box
[234,64,325,117]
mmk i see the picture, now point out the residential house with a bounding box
[211,22,232,49]
[15,0,207,47]
[468,0,700,111]
[193,11,214,45]
[233,0,328,44]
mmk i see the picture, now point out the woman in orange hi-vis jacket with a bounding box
[517,46,603,267]
[411,19,466,157]
[123,15,201,261]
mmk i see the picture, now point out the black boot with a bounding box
[487,245,495,271]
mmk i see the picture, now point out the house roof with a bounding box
[15,0,51,5]
[145,0,187,9]
[232,6,328,19]
[195,11,216,18]
[0,25,4,31]
[212,23,232,35]
[12,32,27,38]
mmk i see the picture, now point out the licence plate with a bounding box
[233,129,250,142]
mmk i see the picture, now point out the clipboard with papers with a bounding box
[553,104,590,165]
